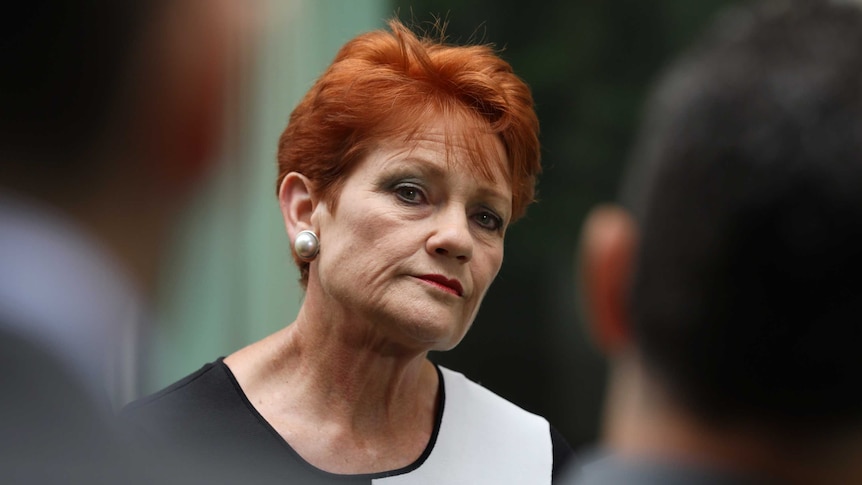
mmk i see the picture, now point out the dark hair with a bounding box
[625,0,862,431]
[0,2,155,181]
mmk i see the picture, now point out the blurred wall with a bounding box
[143,0,388,393]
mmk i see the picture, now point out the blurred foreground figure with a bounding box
[572,1,862,484]
[0,1,246,482]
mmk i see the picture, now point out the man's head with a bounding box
[0,0,247,290]
[582,0,862,437]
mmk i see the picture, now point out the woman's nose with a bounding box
[427,208,473,262]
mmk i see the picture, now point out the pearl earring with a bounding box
[294,230,320,261]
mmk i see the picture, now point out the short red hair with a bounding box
[277,18,540,283]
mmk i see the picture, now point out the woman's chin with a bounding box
[379,316,472,354]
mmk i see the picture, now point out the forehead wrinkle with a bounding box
[374,116,512,209]
[378,153,448,182]
[474,184,511,209]
[401,109,511,184]
[409,132,509,181]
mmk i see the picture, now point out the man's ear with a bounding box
[135,0,239,191]
[278,172,317,242]
[578,204,639,356]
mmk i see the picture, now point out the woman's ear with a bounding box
[578,204,639,356]
[278,172,316,242]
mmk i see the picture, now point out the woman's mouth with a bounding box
[415,274,464,297]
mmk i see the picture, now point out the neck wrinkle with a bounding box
[227,289,439,440]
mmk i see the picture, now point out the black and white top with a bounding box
[122,359,573,484]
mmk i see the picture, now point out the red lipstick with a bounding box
[416,274,463,297]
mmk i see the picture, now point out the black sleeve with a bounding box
[550,424,575,482]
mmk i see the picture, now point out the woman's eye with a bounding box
[394,184,424,203]
[473,211,503,231]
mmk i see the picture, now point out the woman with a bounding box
[123,19,571,483]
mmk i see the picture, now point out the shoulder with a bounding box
[437,366,575,482]
[119,359,314,482]
[0,327,163,483]
[559,451,756,485]
[438,365,549,428]
[123,360,224,412]
[120,358,244,438]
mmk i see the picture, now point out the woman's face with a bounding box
[310,116,511,352]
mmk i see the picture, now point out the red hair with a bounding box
[277,18,540,283]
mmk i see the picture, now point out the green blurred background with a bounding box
[142,0,741,451]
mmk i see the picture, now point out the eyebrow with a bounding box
[387,155,513,216]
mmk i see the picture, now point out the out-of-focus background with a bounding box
[140,0,741,451]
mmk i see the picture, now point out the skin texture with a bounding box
[309,129,511,353]
[225,113,512,474]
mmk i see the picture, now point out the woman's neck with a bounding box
[223,300,440,473]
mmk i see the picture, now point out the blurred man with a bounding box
[0,1,246,482]
[572,0,862,483]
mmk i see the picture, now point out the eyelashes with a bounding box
[391,181,505,233]
[393,182,426,204]
[472,211,503,231]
